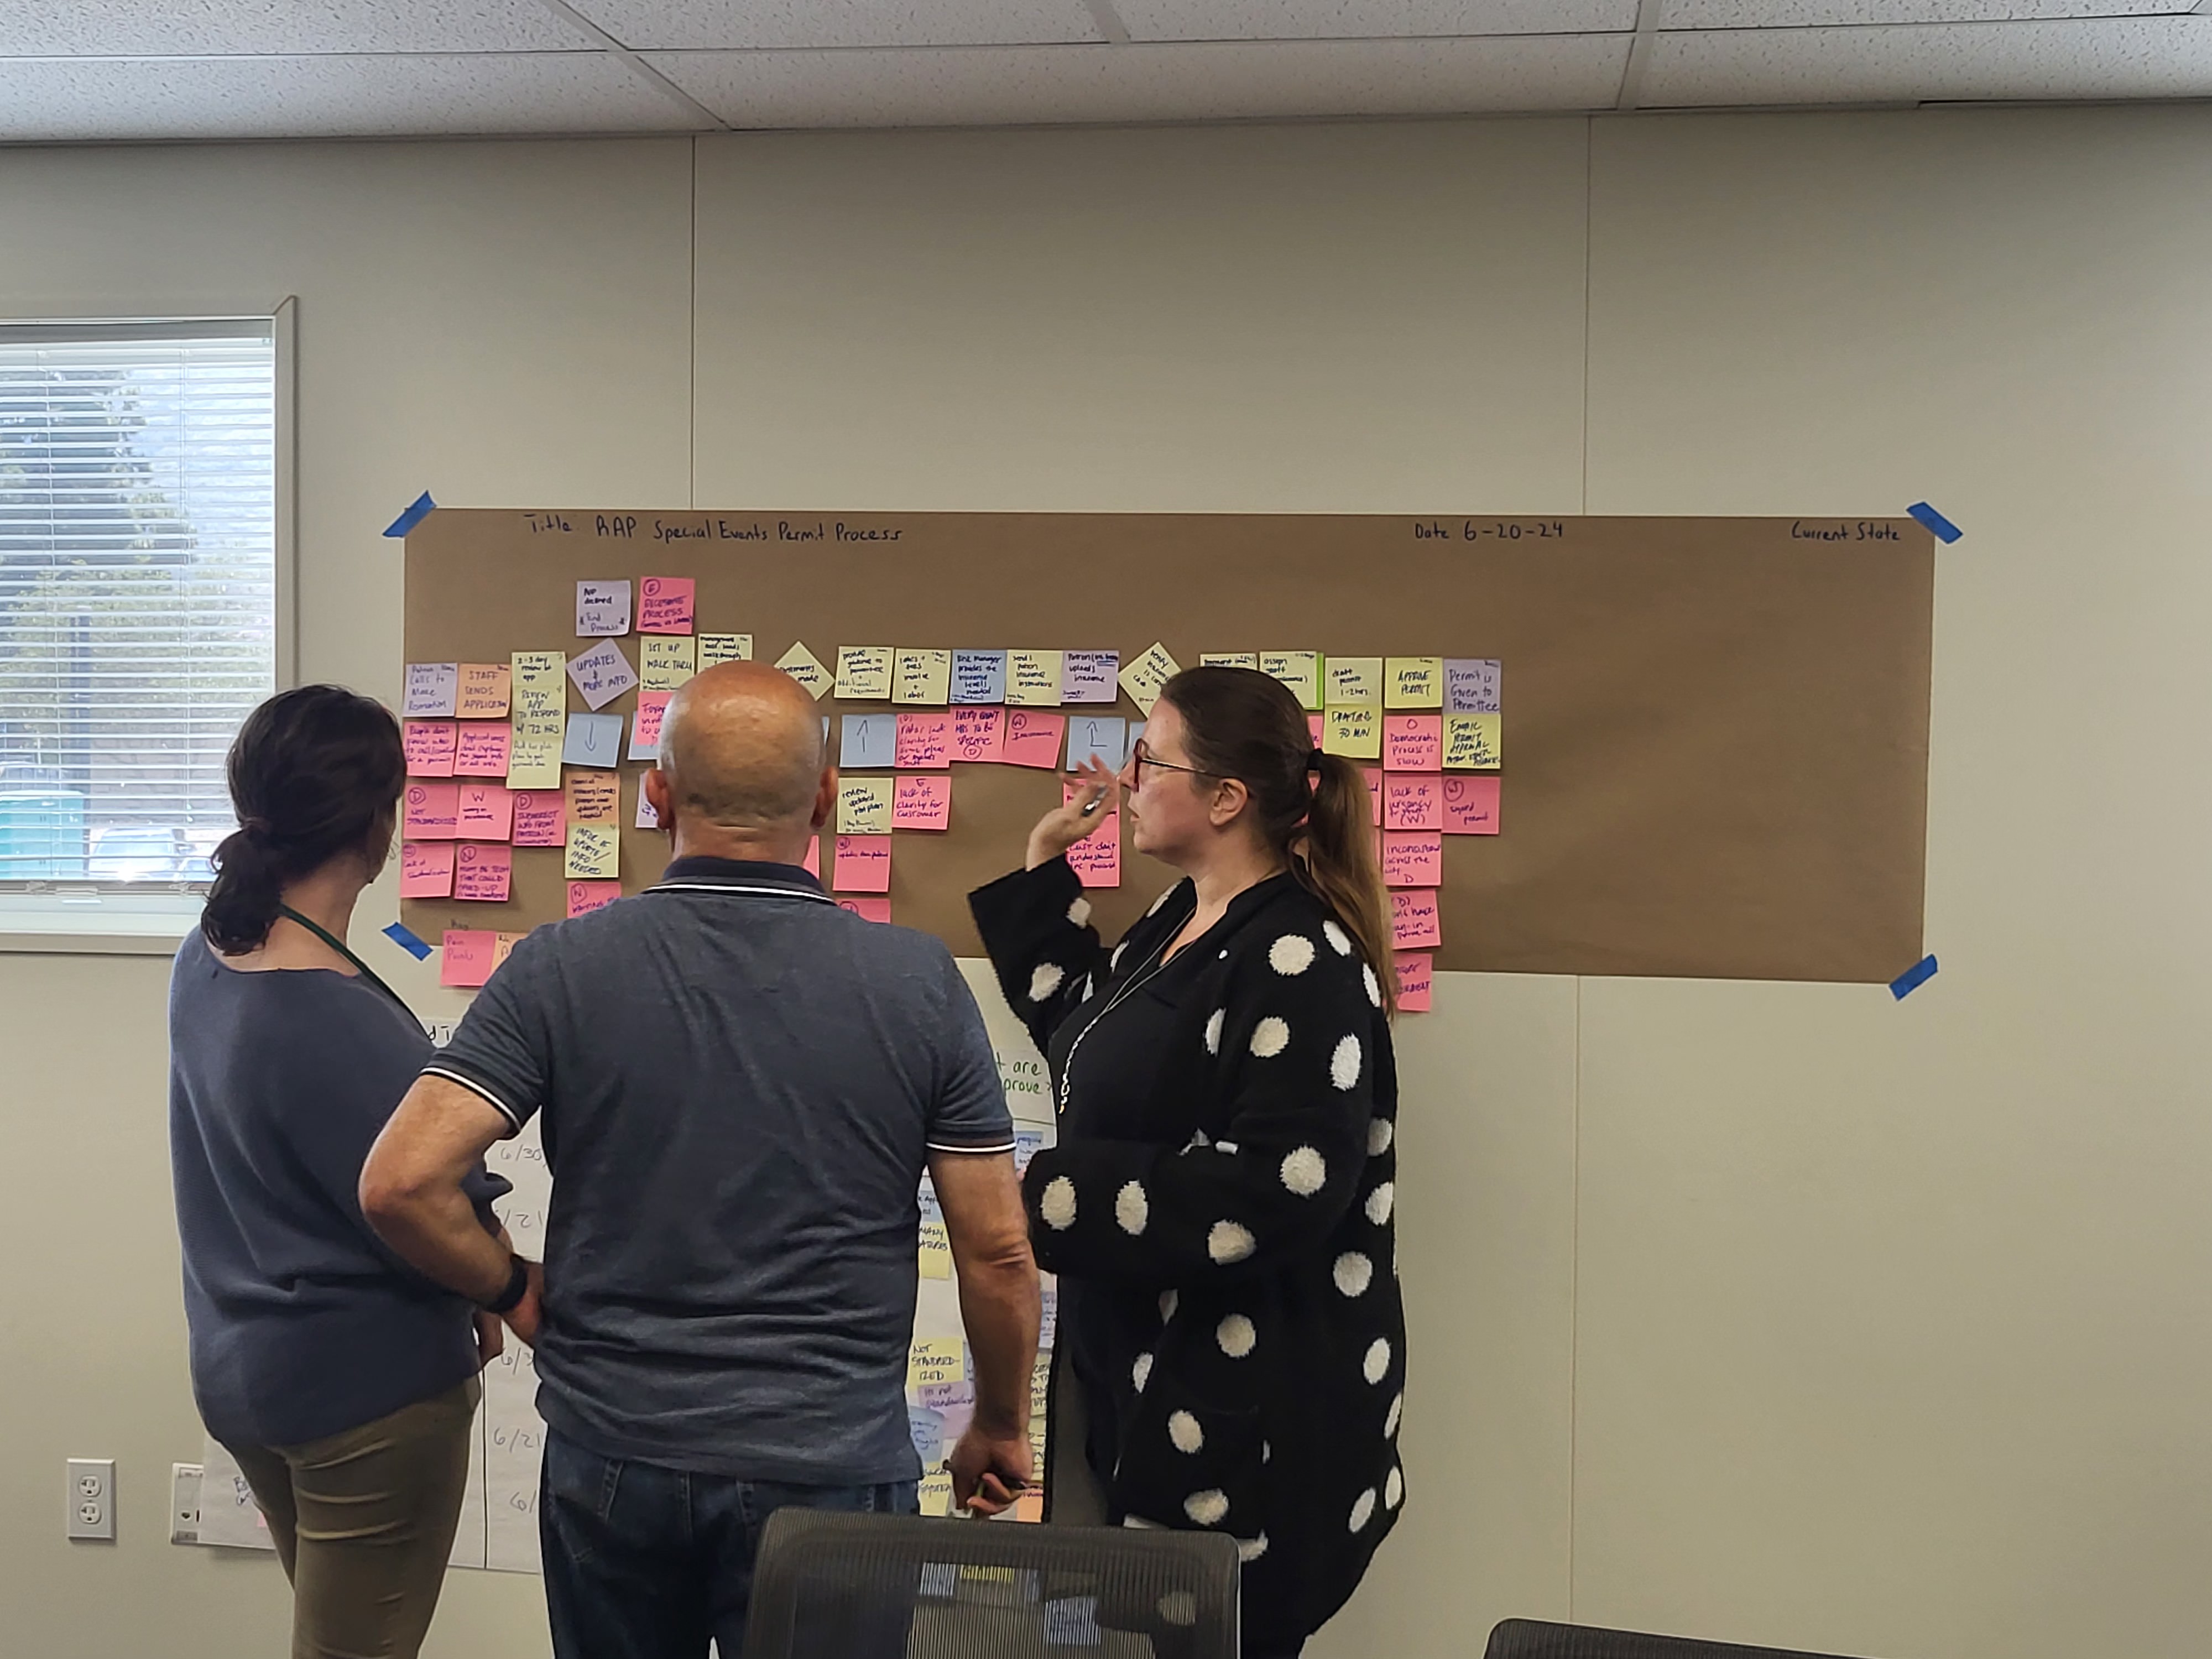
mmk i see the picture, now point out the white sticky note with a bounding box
[567,639,638,711]
[403,662,458,718]
[576,580,632,637]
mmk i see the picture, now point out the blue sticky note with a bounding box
[1890,953,1938,1000]
[562,712,624,769]
[1014,1128,1046,1173]
[382,922,432,960]
[842,713,898,770]
[1906,502,1962,544]
[907,1405,945,1467]
[1066,715,1127,771]
[951,650,1006,705]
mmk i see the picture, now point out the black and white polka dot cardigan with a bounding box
[969,858,1405,1647]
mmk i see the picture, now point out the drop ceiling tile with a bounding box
[1113,0,1636,40]
[0,0,583,56]
[1643,15,2212,103]
[1665,1,2182,24]
[650,35,1630,127]
[563,0,1102,51]
[0,54,706,143]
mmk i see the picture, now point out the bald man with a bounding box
[361,662,1039,1659]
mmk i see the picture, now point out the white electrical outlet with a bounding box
[67,1458,115,1541]
[171,1463,203,1545]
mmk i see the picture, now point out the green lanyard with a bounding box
[279,905,414,1019]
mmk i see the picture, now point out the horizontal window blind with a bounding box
[0,319,276,888]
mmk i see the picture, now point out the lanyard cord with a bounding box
[278,905,415,1019]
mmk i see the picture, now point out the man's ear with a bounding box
[811,766,838,832]
[644,768,674,828]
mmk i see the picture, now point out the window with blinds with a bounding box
[0,319,277,890]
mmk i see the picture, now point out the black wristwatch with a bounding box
[480,1253,532,1315]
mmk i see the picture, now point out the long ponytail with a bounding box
[1158,666,1398,1014]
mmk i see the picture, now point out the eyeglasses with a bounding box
[1130,739,1210,784]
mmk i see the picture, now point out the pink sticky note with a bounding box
[1394,951,1434,1013]
[632,690,672,759]
[1308,713,1326,747]
[457,784,514,841]
[1441,775,1501,836]
[440,929,499,988]
[512,790,566,847]
[637,576,695,634]
[1362,767,1384,827]
[1390,888,1442,950]
[453,842,514,901]
[400,841,455,897]
[1381,830,1443,888]
[453,723,512,778]
[893,774,952,831]
[895,711,953,769]
[1383,714,1443,773]
[403,781,460,839]
[803,836,821,878]
[1383,774,1442,831]
[837,896,893,923]
[567,880,623,919]
[834,834,893,893]
[1062,782,1121,888]
[950,706,1004,763]
[403,721,457,777]
[1003,710,1066,769]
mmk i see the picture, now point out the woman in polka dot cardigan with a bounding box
[969,665,1406,1658]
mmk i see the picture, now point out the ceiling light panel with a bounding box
[561,0,1103,51]
[1112,0,1636,40]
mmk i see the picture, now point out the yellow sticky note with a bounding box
[565,770,619,826]
[506,734,561,790]
[510,653,567,739]
[775,640,831,699]
[892,648,952,706]
[917,1472,954,1517]
[1326,656,1383,708]
[1443,711,1503,770]
[1385,656,1443,708]
[1006,650,1062,707]
[1201,653,1259,669]
[640,635,697,691]
[492,932,525,969]
[564,822,620,880]
[697,633,752,667]
[1259,650,1323,710]
[834,646,894,700]
[1119,641,1181,714]
[1324,707,1381,759]
[907,1337,965,1391]
[917,1220,953,1279]
[837,776,894,835]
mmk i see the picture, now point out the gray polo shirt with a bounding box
[425,857,1013,1484]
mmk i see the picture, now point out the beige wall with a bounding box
[1,105,2205,1659]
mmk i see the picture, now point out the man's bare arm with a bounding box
[930,1149,1041,1512]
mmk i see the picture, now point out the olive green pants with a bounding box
[227,1378,478,1659]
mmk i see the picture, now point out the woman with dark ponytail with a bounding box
[169,686,508,1659]
[969,665,1406,1657]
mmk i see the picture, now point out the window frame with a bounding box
[0,299,298,955]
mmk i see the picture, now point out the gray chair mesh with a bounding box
[1485,1619,1882,1659]
[742,1511,1241,1659]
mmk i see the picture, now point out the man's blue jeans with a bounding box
[539,1428,920,1659]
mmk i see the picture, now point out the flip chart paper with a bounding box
[1062,781,1121,888]
[838,777,895,836]
[834,646,894,700]
[639,636,695,690]
[893,775,952,831]
[565,823,620,880]
[511,790,566,843]
[1260,650,1323,710]
[404,662,458,718]
[510,652,566,740]
[841,715,896,771]
[576,580,632,637]
[403,781,459,839]
[403,721,457,776]
[1443,712,1503,771]
[506,737,561,791]
[1381,830,1443,888]
[834,834,893,893]
[566,880,621,919]
[952,650,1007,704]
[1383,714,1443,772]
[1323,707,1381,760]
[1066,716,1126,771]
[838,896,893,923]
[458,664,512,719]
[1006,651,1062,707]
[775,640,831,698]
[566,640,637,711]
[697,632,752,666]
[1445,658,1501,714]
[1394,951,1434,1013]
[895,711,953,769]
[1383,774,1442,831]
[1118,642,1180,715]
[1200,653,1259,669]
[1385,657,1443,708]
[1325,656,1383,708]
[1390,888,1443,950]
[1440,774,1501,834]
[440,930,498,987]
[565,771,619,826]
[562,712,624,769]
[455,842,513,902]
[458,784,514,841]
[455,724,512,778]
[893,649,952,706]
[637,576,695,634]
[400,841,455,896]
[949,707,1004,763]
[1062,650,1119,704]
[630,691,671,760]
[1003,710,1065,769]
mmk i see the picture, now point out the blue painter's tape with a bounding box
[1906,501,1961,544]
[382,491,437,538]
[383,921,432,961]
[1889,953,1938,1000]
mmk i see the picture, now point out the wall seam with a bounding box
[689,134,699,513]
